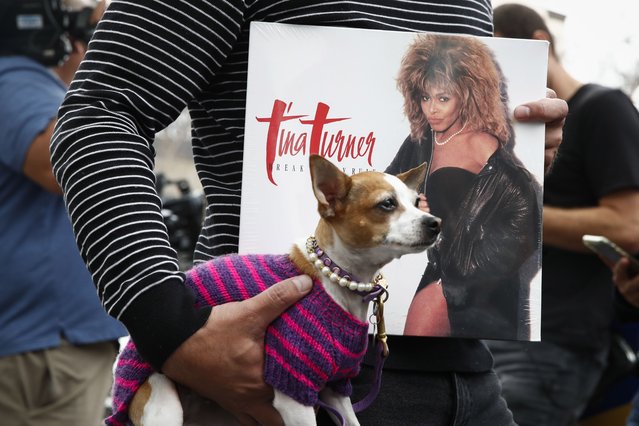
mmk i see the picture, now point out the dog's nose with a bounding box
[425,215,442,235]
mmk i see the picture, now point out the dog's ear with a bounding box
[309,155,352,217]
[396,162,427,191]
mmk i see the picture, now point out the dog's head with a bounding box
[309,155,441,268]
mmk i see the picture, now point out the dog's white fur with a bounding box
[127,155,440,426]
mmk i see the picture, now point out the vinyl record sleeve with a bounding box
[240,22,548,341]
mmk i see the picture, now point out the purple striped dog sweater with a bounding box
[107,254,369,426]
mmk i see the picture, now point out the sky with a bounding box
[494,0,639,104]
[560,0,639,101]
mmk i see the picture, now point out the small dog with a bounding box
[107,155,441,426]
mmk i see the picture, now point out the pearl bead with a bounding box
[305,235,382,295]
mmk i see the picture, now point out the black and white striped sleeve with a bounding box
[50,0,247,369]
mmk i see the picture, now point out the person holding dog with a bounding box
[0,1,127,425]
[387,33,541,341]
[50,0,567,424]
[490,3,639,426]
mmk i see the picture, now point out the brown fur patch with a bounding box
[329,173,397,247]
[129,380,152,426]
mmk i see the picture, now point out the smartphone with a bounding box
[582,234,639,275]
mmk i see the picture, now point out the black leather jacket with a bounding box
[387,134,541,340]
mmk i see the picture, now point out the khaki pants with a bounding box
[0,339,118,426]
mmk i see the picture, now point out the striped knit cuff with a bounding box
[119,280,212,371]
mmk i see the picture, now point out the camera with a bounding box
[0,0,98,66]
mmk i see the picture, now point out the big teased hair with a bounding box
[397,34,512,144]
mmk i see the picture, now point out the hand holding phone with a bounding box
[582,234,639,275]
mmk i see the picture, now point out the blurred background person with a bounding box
[0,1,127,425]
[489,3,639,426]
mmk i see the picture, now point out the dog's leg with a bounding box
[273,390,317,425]
[319,388,360,426]
[130,373,183,426]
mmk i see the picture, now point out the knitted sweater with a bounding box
[107,254,369,426]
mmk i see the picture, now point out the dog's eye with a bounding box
[377,198,397,212]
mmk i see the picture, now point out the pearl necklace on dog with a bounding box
[306,236,382,293]
[433,122,467,146]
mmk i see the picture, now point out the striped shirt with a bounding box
[50,0,493,369]
[107,254,368,425]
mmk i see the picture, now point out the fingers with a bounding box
[613,258,631,288]
[612,258,639,307]
[514,94,568,174]
[243,275,313,329]
[513,96,568,123]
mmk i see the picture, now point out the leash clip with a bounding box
[353,275,390,414]
[372,275,389,357]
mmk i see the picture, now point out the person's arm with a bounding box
[23,26,91,194]
[0,60,63,194]
[23,120,61,194]
[51,0,233,369]
[50,2,310,424]
[544,190,639,253]
[542,89,639,254]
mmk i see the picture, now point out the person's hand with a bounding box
[162,275,313,426]
[613,258,639,308]
[416,193,430,212]
[514,89,568,174]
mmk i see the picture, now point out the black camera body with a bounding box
[0,0,96,66]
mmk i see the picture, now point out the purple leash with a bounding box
[352,338,388,413]
[353,284,389,413]
[317,283,390,425]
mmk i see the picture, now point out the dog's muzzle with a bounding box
[423,215,442,245]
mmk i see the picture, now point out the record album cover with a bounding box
[240,22,548,341]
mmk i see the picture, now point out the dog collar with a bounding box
[305,236,383,293]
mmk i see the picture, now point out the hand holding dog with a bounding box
[514,88,568,174]
[161,275,313,426]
